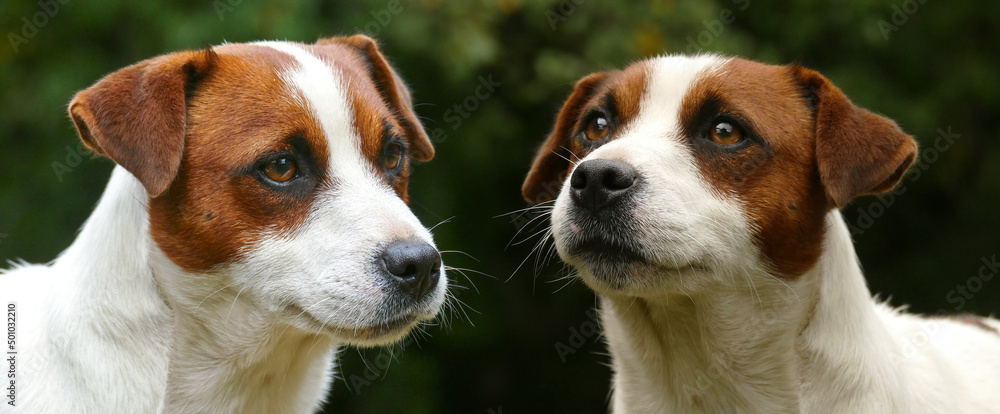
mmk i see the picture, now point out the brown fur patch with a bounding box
[680,58,829,277]
[149,46,330,271]
[679,58,917,277]
[792,66,918,208]
[69,50,217,197]
[322,35,434,163]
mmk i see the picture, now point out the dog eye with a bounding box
[585,116,611,141]
[261,157,297,182]
[709,121,745,146]
[384,142,403,170]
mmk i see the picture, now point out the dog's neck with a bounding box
[155,281,337,413]
[600,212,906,413]
[47,167,175,411]
[56,167,338,413]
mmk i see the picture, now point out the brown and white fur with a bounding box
[0,36,447,413]
[523,55,1000,413]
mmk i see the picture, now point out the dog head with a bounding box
[523,55,916,297]
[69,36,446,345]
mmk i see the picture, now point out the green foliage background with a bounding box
[1,0,997,412]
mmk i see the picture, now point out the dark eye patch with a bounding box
[377,118,410,196]
[575,92,621,147]
[681,93,769,154]
[242,134,323,197]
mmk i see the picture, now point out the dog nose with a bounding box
[381,240,441,300]
[570,159,637,214]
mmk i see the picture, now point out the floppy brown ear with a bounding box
[69,49,217,198]
[522,72,609,203]
[319,35,434,162]
[792,66,918,208]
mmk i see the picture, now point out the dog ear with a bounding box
[522,72,609,203]
[792,66,918,208]
[69,49,217,198]
[319,35,434,162]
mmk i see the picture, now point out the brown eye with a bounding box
[585,116,611,141]
[261,157,297,182]
[384,143,403,170]
[709,121,745,146]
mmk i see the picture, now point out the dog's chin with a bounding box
[285,303,441,346]
[571,261,707,297]
[559,240,709,297]
[334,313,424,347]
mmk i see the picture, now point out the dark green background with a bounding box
[2,0,997,412]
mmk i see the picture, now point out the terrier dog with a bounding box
[523,55,1000,413]
[1,36,447,413]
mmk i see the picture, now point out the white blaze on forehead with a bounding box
[257,41,373,182]
[623,54,728,144]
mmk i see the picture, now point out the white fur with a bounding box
[0,42,445,414]
[551,55,1000,413]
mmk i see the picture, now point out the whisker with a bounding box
[225,285,248,319]
[276,297,332,339]
[534,236,560,276]
[445,282,471,291]
[446,265,495,279]
[504,208,553,248]
[444,267,482,294]
[556,145,581,166]
[440,250,480,262]
[194,282,236,311]
[508,224,556,285]
[428,216,455,232]
[510,225,553,248]
[493,202,555,218]
[552,273,580,293]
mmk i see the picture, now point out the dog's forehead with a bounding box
[259,42,369,178]
[599,55,816,178]
[611,55,727,140]
[213,42,392,176]
[616,56,803,133]
[644,54,729,111]
[684,58,812,150]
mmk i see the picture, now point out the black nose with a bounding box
[381,240,441,300]
[570,159,637,214]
